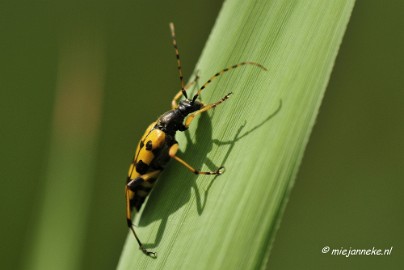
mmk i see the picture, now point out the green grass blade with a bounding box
[118,0,355,269]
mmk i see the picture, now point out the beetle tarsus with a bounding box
[216,166,225,175]
[140,246,157,258]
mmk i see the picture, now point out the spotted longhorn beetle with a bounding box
[125,22,266,257]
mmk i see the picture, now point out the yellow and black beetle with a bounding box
[125,23,266,257]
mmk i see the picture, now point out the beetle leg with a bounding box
[169,144,225,175]
[126,170,161,258]
[184,92,233,128]
[171,90,184,109]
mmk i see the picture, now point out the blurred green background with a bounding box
[0,1,402,270]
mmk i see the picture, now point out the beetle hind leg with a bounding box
[128,222,157,258]
[125,171,161,258]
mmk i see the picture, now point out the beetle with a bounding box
[125,22,266,257]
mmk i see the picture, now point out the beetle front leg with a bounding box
[168,144,225,175]
[184,92,232,128]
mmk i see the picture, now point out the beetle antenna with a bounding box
[192,61,267,102]
[169,22,188,99]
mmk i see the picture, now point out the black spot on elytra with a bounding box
[127,177,144,191]
[146,140,153,151]
[136,160,149,174]
[136,184,153,193]
[139,140,144,148]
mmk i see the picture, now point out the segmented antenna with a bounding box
[192,61,267,102]
[169,22,187,99]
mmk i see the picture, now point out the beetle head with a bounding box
[178,99,203,115]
